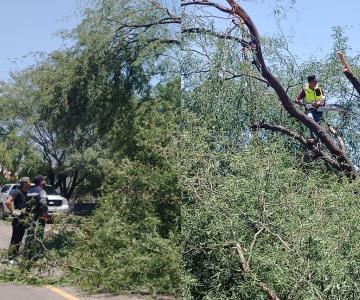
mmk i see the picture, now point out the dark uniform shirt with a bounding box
[10,189,27,210]
[26,186,48,218]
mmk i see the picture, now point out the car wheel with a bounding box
[0,204,5,220]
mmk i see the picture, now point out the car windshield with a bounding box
[44,186,59,195]
[10,185,19,192]
[1,184,12,193]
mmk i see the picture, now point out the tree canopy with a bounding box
[2,0,360,298]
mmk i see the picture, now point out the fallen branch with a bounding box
[247,227,264,266]
[234,243,251,272]
[234,243,281,300]
[187,180,293,251]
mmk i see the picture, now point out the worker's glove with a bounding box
[12,209,23,217]
[312,101,322,109]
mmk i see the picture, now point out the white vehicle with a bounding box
[0,183,69,219]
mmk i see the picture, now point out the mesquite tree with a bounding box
[181,0,357,177]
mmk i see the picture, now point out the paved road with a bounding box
[0,284,150,300]
[0,221,173,300]
[0,219,53,249]
[0,220,11,249]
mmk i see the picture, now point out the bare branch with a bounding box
[233,243,281,300]
[337,50,352,73]
[181,0,233,14]
[224,70,269,84]
[234,243,251,272]
[324,121,346,152]
[247,227,264,266]
[183,27,247,46]
[116,17,180,30]
[258,282,282,300]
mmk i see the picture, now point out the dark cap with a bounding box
[307,75,317,82]
[33,175,45,185]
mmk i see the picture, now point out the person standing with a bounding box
[24,175,48,260]
[295,75,326,140]
[6,177,32,263]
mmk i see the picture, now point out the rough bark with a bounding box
[344,71,360,96]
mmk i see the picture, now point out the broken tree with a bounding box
[182,0,357,178]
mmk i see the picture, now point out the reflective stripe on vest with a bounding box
[304,83,324,104]
[27,192,40,197]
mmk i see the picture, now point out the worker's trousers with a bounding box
[8,218,26,259]
[306,109,323,139]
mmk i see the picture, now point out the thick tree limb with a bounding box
[251,123,343,172]
[336,50,360,94]
[250,123,306,144]
[343,72,360,94]
[337,51,360,96]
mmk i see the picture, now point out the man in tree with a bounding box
[6,177,32,263]
[295,75,326,140]
[24,175,48,259]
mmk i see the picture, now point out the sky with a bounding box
[240,0,360,60]
[1,1,360,82]
[0,0,83,81]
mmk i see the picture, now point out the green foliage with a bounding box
[181,126,360,298]
[3,1,360,299]
[64,78,181,294]
[181,21,360,297]
[0,0,181,296]
[66,159,180,294]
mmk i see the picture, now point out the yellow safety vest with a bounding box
[304,83,324,104]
